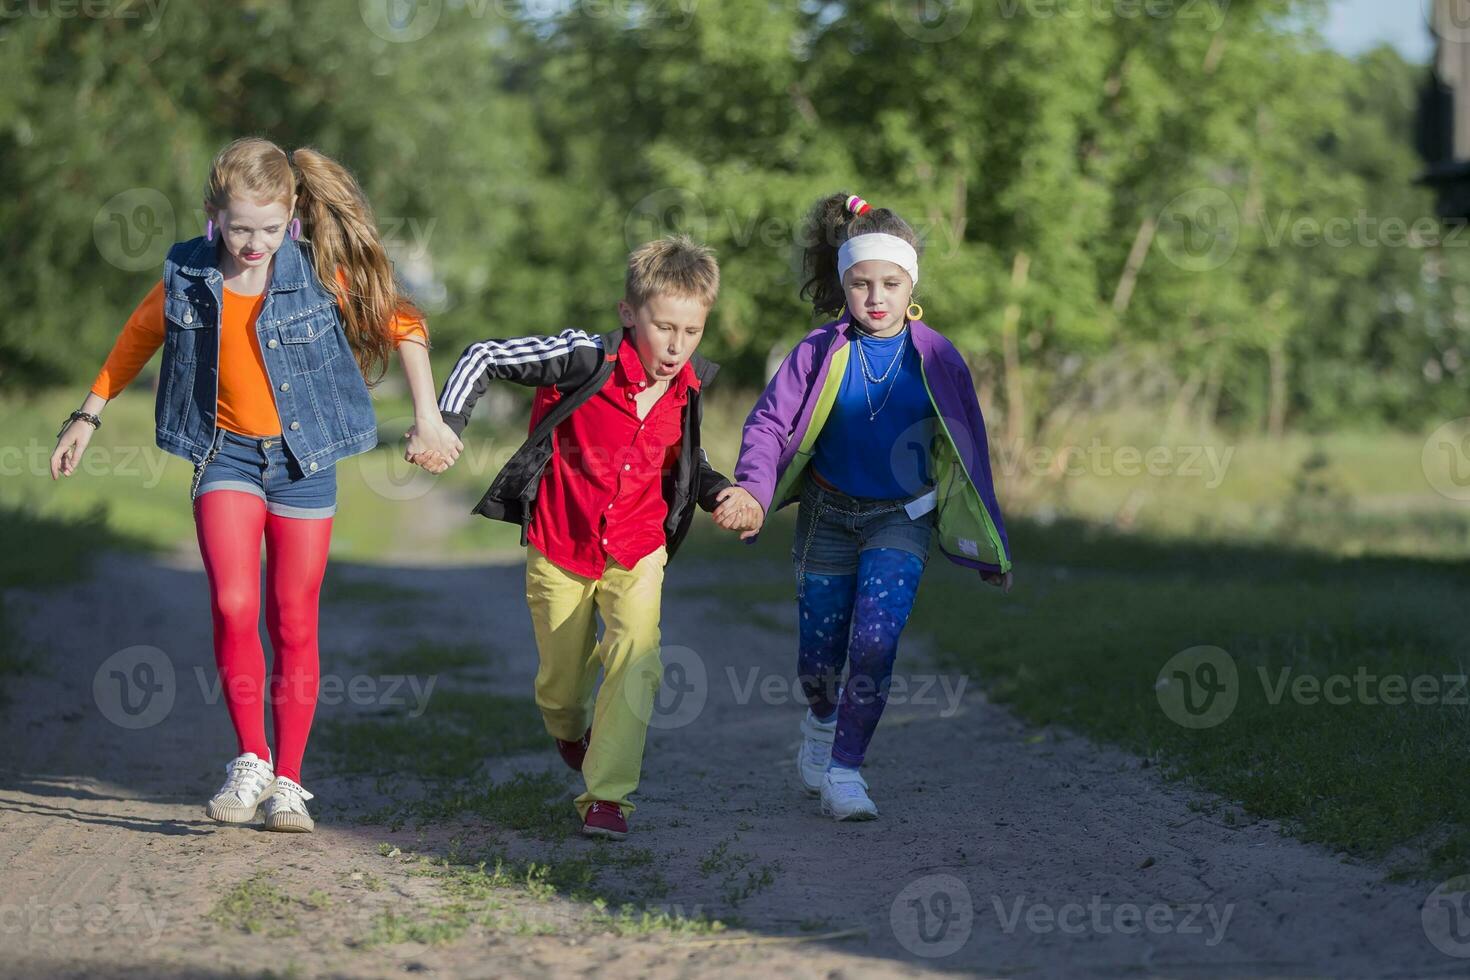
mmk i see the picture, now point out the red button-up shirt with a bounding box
[526,333,699,579]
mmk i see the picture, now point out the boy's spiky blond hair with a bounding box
[625,234,720,309]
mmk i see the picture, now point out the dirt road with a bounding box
[0,539,1460,978]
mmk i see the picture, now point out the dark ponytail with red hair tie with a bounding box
[799,191,922,317]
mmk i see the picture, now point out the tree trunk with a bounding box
[1199,351,1224,429]
[1001,251,1031,450]
[1112,215,1157,316]
[1267,341,1288,440]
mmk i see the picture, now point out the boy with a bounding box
[426,235,761,839]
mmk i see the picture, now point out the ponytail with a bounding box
[290,147,420,386]
[798,191,922,318]
[203,139,418,385]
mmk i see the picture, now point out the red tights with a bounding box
[194,490,332,784]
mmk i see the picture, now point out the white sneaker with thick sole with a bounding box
[820,767,878,821]
[205,752,276,824]
[262,775,315,833]
[796,709,837,795]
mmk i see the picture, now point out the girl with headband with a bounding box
[49,137,462,832]
[734,191,1013,820]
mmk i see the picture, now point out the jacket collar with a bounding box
[178,235,312,292]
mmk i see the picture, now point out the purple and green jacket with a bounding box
[735,315,1013,577]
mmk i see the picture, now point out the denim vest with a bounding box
[154,236,379,476]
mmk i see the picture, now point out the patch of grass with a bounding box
[0,501,150,588]
[361,908,471,946]
[0,599,33,709]
[356,844,723,947]
[302,890,332,911]
[401,771,575,840]
[322,568,431,605]
[1,391,200,550]
[208,872,304,937]
[703,498,1470,881]
[697,839,743,878]
[349,869,385,892]
[0,387,526,563]
[912,515,1470,881]
[696,837,780,909]
[590,899,726,937]
[0,503,152,707]
[351,642,491,678]
[422,852,594,902]
[722,865,778,908]
[319,690,546,781]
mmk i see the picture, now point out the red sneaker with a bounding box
[555,727,592,772]
[581,801,628,840]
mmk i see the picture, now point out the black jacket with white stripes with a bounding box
[437,326,734,561]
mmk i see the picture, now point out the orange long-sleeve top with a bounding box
[91,274,427,438]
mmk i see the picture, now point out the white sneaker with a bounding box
[796,709,836,795]
[206,752,276,824]
[820,767,878,821]
[262,775,315,833]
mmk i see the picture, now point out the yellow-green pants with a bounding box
[524,542,667,820]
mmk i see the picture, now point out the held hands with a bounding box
[712,485,764,540]
[50,419,97,479]
[404,416,464,475]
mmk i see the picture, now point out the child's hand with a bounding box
[713,486,764,539]
[404,417,462,474]
[981,570,1014,594]
[50,419,96,479]
[409,449,451,474]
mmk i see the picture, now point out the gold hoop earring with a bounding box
[906,302,923,321]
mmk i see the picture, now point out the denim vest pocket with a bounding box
[163,291,213,366]
[272,303,342,374]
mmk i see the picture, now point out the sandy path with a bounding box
[0,538,1461,978]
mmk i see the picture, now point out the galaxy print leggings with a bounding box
[796,548,926,768]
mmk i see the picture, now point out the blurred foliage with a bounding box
[1,0,1463,434]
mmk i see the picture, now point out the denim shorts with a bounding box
[191,429,337,519]
[791,474,936,586]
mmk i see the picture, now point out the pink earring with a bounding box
[205,219,215,242]
[289,218,302,241]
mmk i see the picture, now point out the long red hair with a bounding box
[203,137,419,385]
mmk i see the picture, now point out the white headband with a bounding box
[837,232,920,287]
